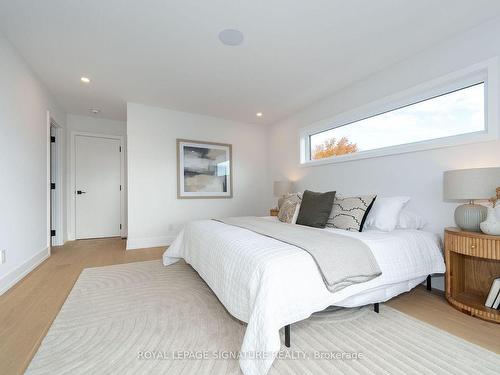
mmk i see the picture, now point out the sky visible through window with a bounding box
[310,83,485,160]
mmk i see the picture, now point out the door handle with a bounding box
[76,190,86,195]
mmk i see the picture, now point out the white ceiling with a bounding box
[1,1,500,125]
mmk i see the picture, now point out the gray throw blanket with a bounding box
[214,217,382,292]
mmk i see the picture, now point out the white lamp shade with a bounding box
[443,167,500,200]
[273,180,293,197]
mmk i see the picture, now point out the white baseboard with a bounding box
[431,275,445,291]
[126,235,176,250]
[422,274,444,291]
[0,247,50,295]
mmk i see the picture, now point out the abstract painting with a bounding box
[177,139,232,198]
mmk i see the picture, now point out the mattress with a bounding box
[163,217,445,375]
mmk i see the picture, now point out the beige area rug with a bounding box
[26,260,500,375]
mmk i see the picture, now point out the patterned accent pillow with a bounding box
[278,192,302,210]
[326,195,377,232]
[278,193,302,224]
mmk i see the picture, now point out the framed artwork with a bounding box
[176,139,233,199]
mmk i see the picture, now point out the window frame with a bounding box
[299,58,499,166]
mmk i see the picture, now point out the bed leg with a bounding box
[426,275,432,291]
[284,325,290,347]
[374,303,379,313]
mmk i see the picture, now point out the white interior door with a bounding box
[75,135,121,239]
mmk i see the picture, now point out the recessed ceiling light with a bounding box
[256,112,263,117]
[218,29,244,46]
[89,108,100,114]
[81,77,90,83]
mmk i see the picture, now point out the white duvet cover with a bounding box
[163,218,445,375]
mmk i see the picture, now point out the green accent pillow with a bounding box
[296,190,336,228]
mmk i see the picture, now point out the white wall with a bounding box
[268,18,500,290]
[65,114,127,240]
[66,114,127,136]
[0,35,66,294]
[126,102,268,249]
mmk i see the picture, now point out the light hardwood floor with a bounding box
[1,238,499,375]
[0,238,164,375]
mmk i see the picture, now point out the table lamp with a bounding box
[443,167,500,231]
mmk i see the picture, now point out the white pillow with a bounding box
[364,196,410,232]
[291,204,301,224]
[396,209,427,230]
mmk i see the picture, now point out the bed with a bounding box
[163,216,445,375]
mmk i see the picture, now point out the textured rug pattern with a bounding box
[26,260,500,374]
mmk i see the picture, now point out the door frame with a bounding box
[49,117,64,246]
[69,131,126,240]
[46,111,51,254]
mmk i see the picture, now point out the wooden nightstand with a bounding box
[270,208,279,217]
[444,227,500,323]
